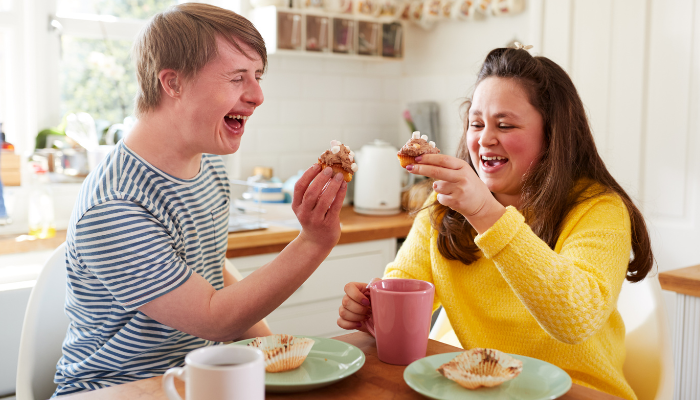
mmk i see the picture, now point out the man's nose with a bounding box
[244,80,264,107]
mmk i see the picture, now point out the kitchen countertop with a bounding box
[659,263,700,297]
[226,206,415,257]
[0,206,415,258]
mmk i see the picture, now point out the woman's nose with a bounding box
[478,126,498,147]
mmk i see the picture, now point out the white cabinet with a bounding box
[227,238,396,337]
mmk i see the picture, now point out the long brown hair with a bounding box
[432,47,653,282]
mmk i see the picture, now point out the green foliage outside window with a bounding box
[57,1,176,140]
[60,36,137,127]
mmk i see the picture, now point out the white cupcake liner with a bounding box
[247,334,315,373]
[437,348,523,389]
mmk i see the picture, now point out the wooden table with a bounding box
[64,332,623,400]
[659,264,700,398]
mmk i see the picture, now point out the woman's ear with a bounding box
[158,69,181,97]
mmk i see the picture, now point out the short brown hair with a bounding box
[431,48,654,282]
[132,2,267,117]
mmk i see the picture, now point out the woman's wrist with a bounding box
[465,199,507,234]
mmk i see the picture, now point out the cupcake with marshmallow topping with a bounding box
[317,140,358,182]
[397,131,440,168]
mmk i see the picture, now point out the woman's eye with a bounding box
[499,124,514,129]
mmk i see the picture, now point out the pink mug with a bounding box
[366,279,435,365]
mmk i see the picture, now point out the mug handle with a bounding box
[162,367,187,400]
[364,278,382,337]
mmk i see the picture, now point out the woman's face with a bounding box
[466,77,545,207]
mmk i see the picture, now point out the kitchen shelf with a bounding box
[250,6,404,60]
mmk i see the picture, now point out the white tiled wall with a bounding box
[400,14,532,157]
[238,54,405,182]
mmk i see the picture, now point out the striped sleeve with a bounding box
[72,200,192,311]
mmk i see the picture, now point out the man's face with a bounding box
[178,36,264,155]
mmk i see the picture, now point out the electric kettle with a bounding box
[353,140,414,215]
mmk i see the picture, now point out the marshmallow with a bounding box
[331,146,340,154]
[421,135,428,141]
[349,151,355,158]
[351,163,358,172]
[429,141,435,147]
[330,140,342,147]
[412,131,421,139]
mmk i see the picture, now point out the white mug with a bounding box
[162,345,265,400]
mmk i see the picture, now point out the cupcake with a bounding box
[247,334,315,373]
[397,131,440,168]
[437,348,523,389]
[317,140,358,182]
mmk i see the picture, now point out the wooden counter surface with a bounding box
[226,206,414,257]
[0,207,415,257]
[659,263,700,297]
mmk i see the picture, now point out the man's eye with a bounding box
[231,77,243,83]
[499,124,513,129]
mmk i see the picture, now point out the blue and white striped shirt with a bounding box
[54,141,231,396]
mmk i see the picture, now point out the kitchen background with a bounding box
[1,0,699,397]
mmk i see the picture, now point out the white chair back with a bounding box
[16,243,69,400]
[617,275,674,400]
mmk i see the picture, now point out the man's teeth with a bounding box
[481,156,506,161]
[225,114,249,120]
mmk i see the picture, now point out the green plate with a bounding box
[404,352,572,400]
[230,336,365,393]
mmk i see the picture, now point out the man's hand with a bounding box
[292,163,347,249]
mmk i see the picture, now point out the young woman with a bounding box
[337,46,653,400]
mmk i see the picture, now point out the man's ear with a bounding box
[158,69,181,97]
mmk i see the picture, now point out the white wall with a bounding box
[240,54,405,182]
[400,12,532,156]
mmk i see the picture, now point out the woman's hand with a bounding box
[407,154,505,233]
[337,281,373,332]
[292,163,347,249]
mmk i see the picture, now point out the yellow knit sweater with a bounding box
[385,184,636,400]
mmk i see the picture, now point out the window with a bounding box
[55,0,177,140]
[57,0,178,20]
[0,0,242,156]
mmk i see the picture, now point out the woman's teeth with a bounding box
[226,114,249,120]
[481,155,507,167]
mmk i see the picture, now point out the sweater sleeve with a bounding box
[384,198,441,312]
[474,196,631,344]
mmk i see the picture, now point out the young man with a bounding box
[54,3,347,396]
